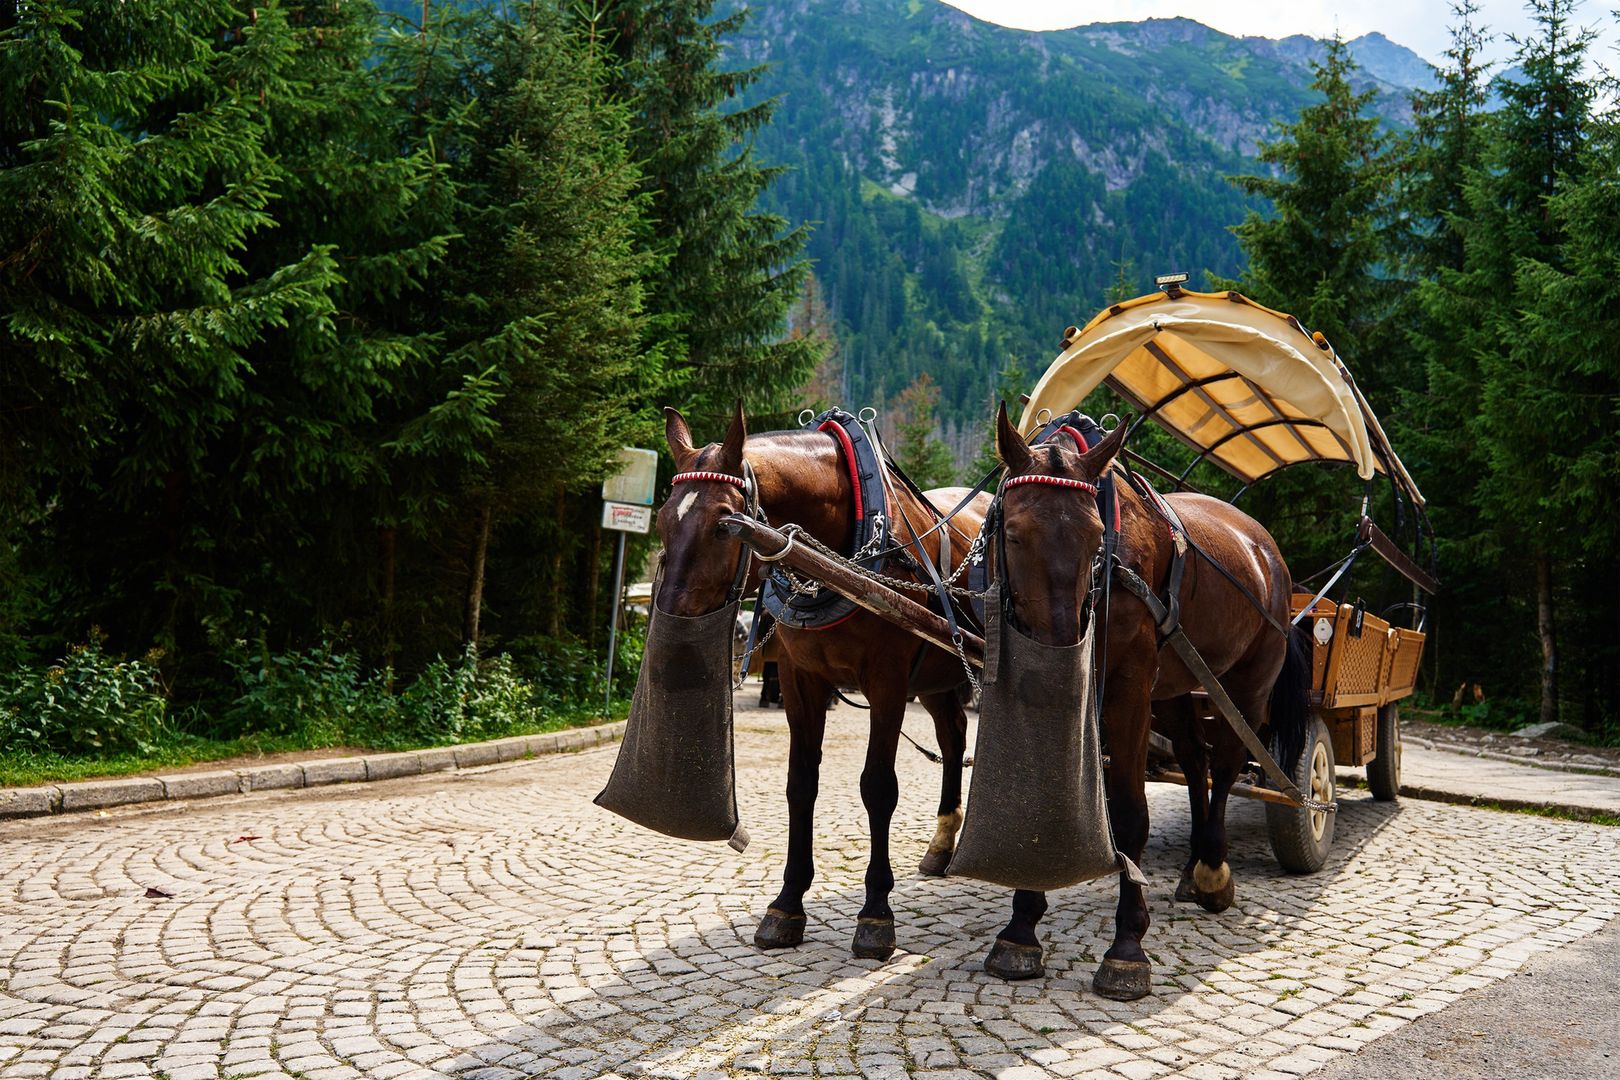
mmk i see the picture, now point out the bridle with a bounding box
[669,461,762,606]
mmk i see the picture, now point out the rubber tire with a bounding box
[1266,714,1336,873]
[1367,703,1401,802]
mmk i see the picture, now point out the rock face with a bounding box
[731,3,1430,427]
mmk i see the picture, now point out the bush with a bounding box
[0,634,171,754]
[225,642,390,743]
[395,648,545,745]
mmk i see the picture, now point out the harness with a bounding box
[759,408,893,631]
[995,412,1331,813]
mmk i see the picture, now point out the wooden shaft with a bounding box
[719,514,985,668]
[1147,767,1304,808]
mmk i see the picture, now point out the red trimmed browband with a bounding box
[1005,474,1099,495]
[671,470,746,488]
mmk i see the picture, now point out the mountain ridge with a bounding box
[732,1,1429,440]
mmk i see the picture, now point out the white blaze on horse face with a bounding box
[674,490,699,522]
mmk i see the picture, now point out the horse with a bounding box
[655,403,992,961]
[989,403,1313,999]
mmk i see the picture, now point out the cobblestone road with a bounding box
[3,701,1617,1080]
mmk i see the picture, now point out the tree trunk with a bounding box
[465,504,492,652]
[1537,551,1557,727]
[548,485,566,637]
[379,525,398,686]
[587,518,603,650]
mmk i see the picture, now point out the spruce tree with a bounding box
[892,374,957,490]
[597,0,820,423]
[0,1,348,654]
[1229,35,1395,389]
[1415,0,1597,726]
[1224,35,1398,574]
[421,6,656,648]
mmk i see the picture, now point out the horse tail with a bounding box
[1268,618,1314,771]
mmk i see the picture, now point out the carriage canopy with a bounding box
[1018,288,1424,505]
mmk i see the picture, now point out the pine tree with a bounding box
[1228,35,1396,391]
[892,374,957,490]
[596,0,820,423]
[1416,0,1598,726]
[0,1,349,654]
[1224,35,1399,573]
[421,6,656,648]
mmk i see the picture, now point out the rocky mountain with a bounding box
[730,2,1430,437]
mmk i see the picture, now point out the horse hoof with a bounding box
[918,849,952,877]
[1174,867,1198,903]
[984,938,1044,981]
[754,908,806,950]
[1093,958,1152,1000]
[1196,876,1235,914]
[852,918,896,960]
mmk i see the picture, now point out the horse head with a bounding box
[657,402,752,617]
[993,402,1127,645]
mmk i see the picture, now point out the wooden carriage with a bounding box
[1020,281,1436,868]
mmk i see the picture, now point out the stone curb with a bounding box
[0,720,627,821]
[1404,734,1620,779]
[1337,771,1617,823]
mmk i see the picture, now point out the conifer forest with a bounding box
[1,0,1616,775]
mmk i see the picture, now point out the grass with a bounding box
[0,705,624,789]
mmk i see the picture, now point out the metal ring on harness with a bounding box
[753,527,798,563]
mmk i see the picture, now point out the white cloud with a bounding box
[939,0,1618,71]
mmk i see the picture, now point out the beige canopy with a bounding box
[1018,288,1423,504]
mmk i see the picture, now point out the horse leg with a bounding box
[984,889,1049,980]
[852,676,906,961]
[1162,696,1211,904]
[755,662,830,950]
[916,689,968,876]
[1192,695,1264,914]
[1094,677,1155,1001]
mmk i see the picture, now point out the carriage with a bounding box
[599,277,1436,996]
[1018,280,1436,870]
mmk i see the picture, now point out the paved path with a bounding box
[1347,744,1620,816]
[2,700,1617,1080]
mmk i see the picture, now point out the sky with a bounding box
[940,1,1619,70]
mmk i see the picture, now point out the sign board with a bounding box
[603,501,652,534]
[602,447,658,507]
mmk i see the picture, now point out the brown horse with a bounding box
[990,404,1312,999]
[657,403,991,960]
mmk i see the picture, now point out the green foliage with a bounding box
[0,0,805,737]
[1228,34,1397,391]
[0,636,171,755]
[226,642,390,742]
[892,375,958,489]
[597,0,820,422]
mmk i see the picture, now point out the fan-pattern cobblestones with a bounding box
[1,703,1616,1079]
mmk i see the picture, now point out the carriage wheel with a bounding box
[1265,715,1336,873]
[1366,703,1402,802]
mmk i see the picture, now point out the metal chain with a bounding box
[774,523,993,601]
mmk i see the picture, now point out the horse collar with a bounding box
[760,408,891,630]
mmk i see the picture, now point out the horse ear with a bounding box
[719,399,747,472]
[665,407,697,467]
[1080,416,1130,478]
[995,401,1033,475]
